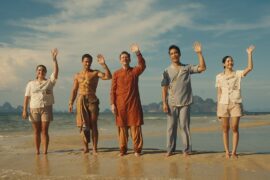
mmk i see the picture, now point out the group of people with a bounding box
[22,42,255,159]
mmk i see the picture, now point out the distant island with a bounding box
[102,95,218,115]
[0,102,23,113]
[1,96,269,115]
[142,95,217,114]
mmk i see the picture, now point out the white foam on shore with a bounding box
[0,135,9,139]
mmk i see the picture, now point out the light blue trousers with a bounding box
[167,105,192,153]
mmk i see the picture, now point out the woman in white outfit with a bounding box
[22,49,59,154]
[216,45,255,158]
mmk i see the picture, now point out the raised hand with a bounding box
[193,41,202,54]
[97,54,105,65]
[246,45,255,54]
[130,43,140,53]
[51,48,58,60]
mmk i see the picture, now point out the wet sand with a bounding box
[0,115,270,179]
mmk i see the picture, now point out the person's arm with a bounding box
[217,87,221,119]
[110,73,117,115]
[51,48,59,79]
[131,43,146,74]
[22,96,30,119]
[68,75,79,113]
[243,45,255,77]
[193,41,206,73]
[162,86,169,114]
[217,87,221,103]
[97,54,112,80]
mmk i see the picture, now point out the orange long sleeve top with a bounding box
[110,53,146,127]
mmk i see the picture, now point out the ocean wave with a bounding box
[144,117,166,120]
[0,135,8,138]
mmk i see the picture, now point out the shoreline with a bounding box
[0,114,270,179]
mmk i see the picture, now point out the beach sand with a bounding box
[0,115,270,179]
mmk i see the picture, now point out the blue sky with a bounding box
[0,0,270,111]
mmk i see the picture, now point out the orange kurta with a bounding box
[110,53,146,127]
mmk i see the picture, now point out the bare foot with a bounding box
[118,152,126,157]
[134,152,141,157]
[36,151,40,155]
[43,151,48,155]
[83,149,89,154]
[183,152,190,158]
[225,152,230,159]
[232,153,238,159]
[92,150,98,155]
[166,152,173,157]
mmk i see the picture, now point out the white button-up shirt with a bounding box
[25,73,57,108]
[215,70,244,104]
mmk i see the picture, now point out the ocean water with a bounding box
[0,112,270,153]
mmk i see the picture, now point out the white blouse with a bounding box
[25,73,57,108]
[215,70,244,104]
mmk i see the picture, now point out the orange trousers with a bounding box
[118,126,143,154]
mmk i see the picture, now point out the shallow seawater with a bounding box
[0,113,270,153]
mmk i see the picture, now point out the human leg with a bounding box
[41,105,52,154]
[221,117,230,158]
[130,126,143,156]
[89,101,99,155]
[166,106,178,156]
[41,121,50,154]
[90,115,98,155]
[118,126,129,156]
[32,121,41,154]
[231,117,240,158]
[179,105,191,156]
[30,108,42,154]
[76,95,90,153]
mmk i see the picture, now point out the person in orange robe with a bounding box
[110,43,146,157]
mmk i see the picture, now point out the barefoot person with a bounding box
[216,45,255,159]
[69,53,112,154]
[110,44,146,157]
[161,42,206,157]
[22,48,59,154]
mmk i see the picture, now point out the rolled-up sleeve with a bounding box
[50,73,57,85]
[236,70,244,78]
[161,70,170,87]
[189,64,199,74]
[25,82,31,97]
[215,74,221,88]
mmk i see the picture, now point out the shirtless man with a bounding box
[69,53,112,154]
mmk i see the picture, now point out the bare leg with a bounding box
[231,117,240,158]
[41,121,50,154]
[32,122,41,154]
[82,138,89,153]
[222,117,230,158]
[90,114,98,155]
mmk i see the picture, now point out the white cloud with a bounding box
[191,15,270,36]
[2,0,269,110]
